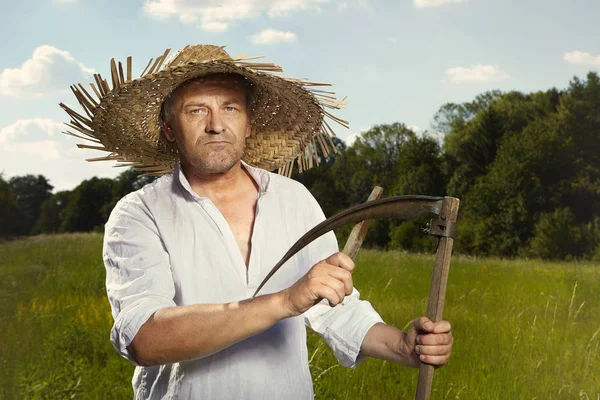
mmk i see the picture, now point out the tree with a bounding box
[442,89,560,200]
[394,134,446,196]
[555,72,600,221]
[326,124,423,248]
[60,178,114,232]
[0,174,20,237]
[9,175,53,235]
[524,208,585,260]
[35,191,72,234]
[432,90,502,134]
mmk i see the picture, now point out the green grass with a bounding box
[1,233,599,399]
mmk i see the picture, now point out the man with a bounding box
[62,44,452,399]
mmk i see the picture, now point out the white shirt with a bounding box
[103,162,384,399]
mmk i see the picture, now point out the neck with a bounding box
[181,161,256,201]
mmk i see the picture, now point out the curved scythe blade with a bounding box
[252,195,444,298]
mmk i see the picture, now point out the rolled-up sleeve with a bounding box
[103,195,176,364]
[301,190,384,368]
[304,289,384,368]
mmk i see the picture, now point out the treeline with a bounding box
[294,72,600,261]
[0,170,156,237]
[1,72,599,260]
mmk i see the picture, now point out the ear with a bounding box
[162,120,176,142]
[244,123,252,139]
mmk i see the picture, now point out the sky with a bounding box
[0,0,598,192]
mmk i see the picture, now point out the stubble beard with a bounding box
[180,139,246,175]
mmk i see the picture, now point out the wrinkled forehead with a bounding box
[171,73,252,101]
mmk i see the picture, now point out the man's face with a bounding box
[164,76,251,174]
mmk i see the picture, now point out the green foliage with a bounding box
[0,174,20,237]
[2,168,157,238]
[57,167,157,234]
[524,208,586,260]
[310,250,600,399]
[35,191,72,234]
[394,134,445,196]
[432,90,503,134]
[309,123,445,249]
[60,177,114,232]
[8,174,53,235]
[440,72,600,259]
[388,220,437,253]
[2,235,599,399]
[0,234,134,399]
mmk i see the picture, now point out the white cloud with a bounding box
[445,64,509,83]
[143,0,328,31]
[407,125,422,134]
[0,119,66,162]
[202,21,229,32]
[0,45,94,97]
[345,132,361,146]
[8,140,62,161]
[0,119,121,191]
[421,130,445,145]
[414,0,467,8]
[250,29,297,45]
[0,119,63,145]
[563,50,600,67]
[344,126,369,146]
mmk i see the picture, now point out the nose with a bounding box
[205,110,225,134]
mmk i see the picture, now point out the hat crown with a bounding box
[166,45,231,69]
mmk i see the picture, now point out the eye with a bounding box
[224,106,238,112]
[190,108,207,115]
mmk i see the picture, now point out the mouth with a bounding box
[204,141,231,145]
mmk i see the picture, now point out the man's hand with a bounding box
[279,252,354,318]
[360,318,453,368]
[402,317,453,367]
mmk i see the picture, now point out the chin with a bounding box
[182,146,245,174]
[192,156,240,174]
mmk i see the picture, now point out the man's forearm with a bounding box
[359,322,419,368]
[130,292,290,366]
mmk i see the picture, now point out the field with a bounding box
[1,233,599,399]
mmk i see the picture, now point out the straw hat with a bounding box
[59,44,348,176]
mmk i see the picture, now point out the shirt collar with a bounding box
[175,161,271,201]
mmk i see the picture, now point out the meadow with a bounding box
[0,233,598,399]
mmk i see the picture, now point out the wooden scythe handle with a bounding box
[415,197,460,400]
[342,186,384,260]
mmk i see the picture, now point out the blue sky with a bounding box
[1,0,598,191]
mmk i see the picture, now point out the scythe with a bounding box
[253,194,460,400]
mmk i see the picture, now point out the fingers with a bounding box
[415,344,452,356]
[325,252,355,272]
[414,337,452,366]
[313,252,355,300]
[285,252,355,315]
[413,317,452,334]
[416,354,451,366]
[411,317,453,366]
[324,266,353,296]
[430,320,452,334]
[417,331,453,346]
[317,284,345,307]
[412,317,434,332]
